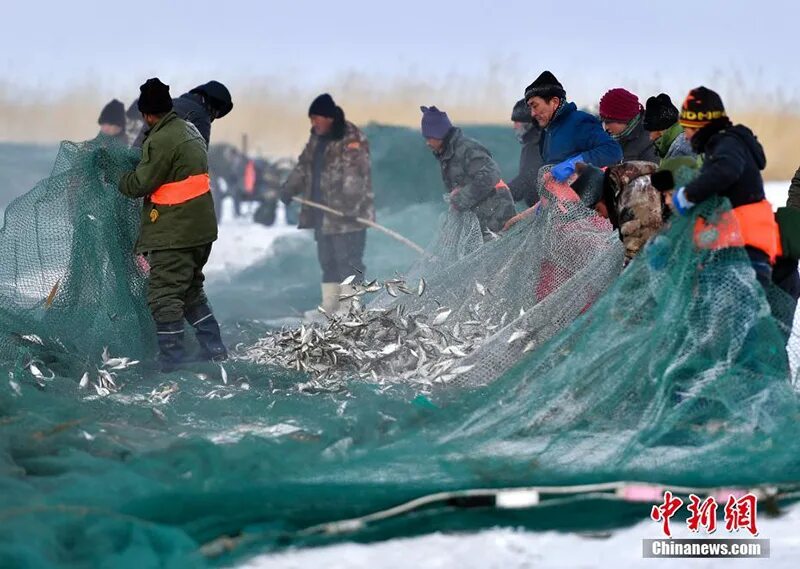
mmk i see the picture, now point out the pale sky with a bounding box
[2,0,798,108]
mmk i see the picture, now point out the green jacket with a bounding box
[119,111,217,253]
[654,122,694,162]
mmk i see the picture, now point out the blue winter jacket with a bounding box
[539,102,623,167]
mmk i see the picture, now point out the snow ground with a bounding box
[239,502,800,568]
[226,183,798,568]
[206,200,306,276]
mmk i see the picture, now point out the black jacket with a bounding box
[685,123,766,208]
[508,125,543,206]
[788,165,800,210]
[619,120,659,163]
[132,92,215,147]
[173,93,212,145]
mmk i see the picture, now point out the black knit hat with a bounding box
[98,99,126,128]
[190,80,233,118]
[643,93,679,132]
[570,163,606,207]
[524,71,566,102]
[308,93,337,118]
[679,86,726,128]
[137,78,173,115]
[511,99,532,123]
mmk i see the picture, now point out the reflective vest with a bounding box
[693,199,782,263]
[150,173,211,206]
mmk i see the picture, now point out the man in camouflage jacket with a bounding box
[281,93,375,315]
[420,106,515,238]
[571,161,665,263]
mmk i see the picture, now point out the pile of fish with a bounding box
[239,275,525,392]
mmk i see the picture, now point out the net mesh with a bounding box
[0,136,153,370]
[0,141,799,568]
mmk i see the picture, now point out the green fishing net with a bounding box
[0,137,798,568]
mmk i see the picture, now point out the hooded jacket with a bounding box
[684,122,767,208]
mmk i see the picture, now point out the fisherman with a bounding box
[598,88,659,163]
[642,93,695,163]
[280,93,375,317]
[508,99,543,207]
[116,78,226,371]
[525,71,622,182]
[131,80,234,147]
[572,158,698,263]
[772,164,800,303]
[670,87,781,290]
[97,99,128,145]
[421,105,515,238]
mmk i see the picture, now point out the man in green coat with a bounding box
[118,78,226,370]
[642,94,695,163]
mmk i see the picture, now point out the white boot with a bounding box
[321,282,341,314]
[338,283,358,315]
[304,283,341,322]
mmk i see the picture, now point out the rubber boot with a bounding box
[185,303,228,362]
[338,283,358,315]
[304,283,341,321]
[157,320,186,372]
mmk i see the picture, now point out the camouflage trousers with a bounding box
[147,244,212,323]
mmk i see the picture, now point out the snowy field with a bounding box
[217,181,799,568]
[238,502,800,568]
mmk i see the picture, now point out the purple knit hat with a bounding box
[420,106,453,139]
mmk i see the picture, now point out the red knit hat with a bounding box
[599,88,642,122]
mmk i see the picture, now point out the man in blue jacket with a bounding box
[524,71,622,182]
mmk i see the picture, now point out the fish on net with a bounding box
[240,171,624,389]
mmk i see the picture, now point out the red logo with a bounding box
[650,491,759,537]
[650,491,683,538]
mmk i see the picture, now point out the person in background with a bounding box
[598,88,659,163]
[524,70,622,182]
[97,99,128,145]
[421,105,515,238]
[131,80,234,147]
[642,93,695,163]
[117,78,226,371]
[281,93,375,317]
[773,165,800,302]
[508,99,543,207]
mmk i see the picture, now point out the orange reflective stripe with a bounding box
[150,174,211,205]
[693,199,782,263]
[243,160,256,194]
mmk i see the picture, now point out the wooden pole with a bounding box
[291,197,425,255]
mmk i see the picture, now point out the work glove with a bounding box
[279,186,293,206]
[94,148,115,185]
[671,187,695,216]
[551,154,584,182]
[448,188,462,211]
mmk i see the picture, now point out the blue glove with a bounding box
[671,187,695,216]
[551,154,583,182]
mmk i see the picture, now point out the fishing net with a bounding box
[1,139,800,568]
[0,136,153,373]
